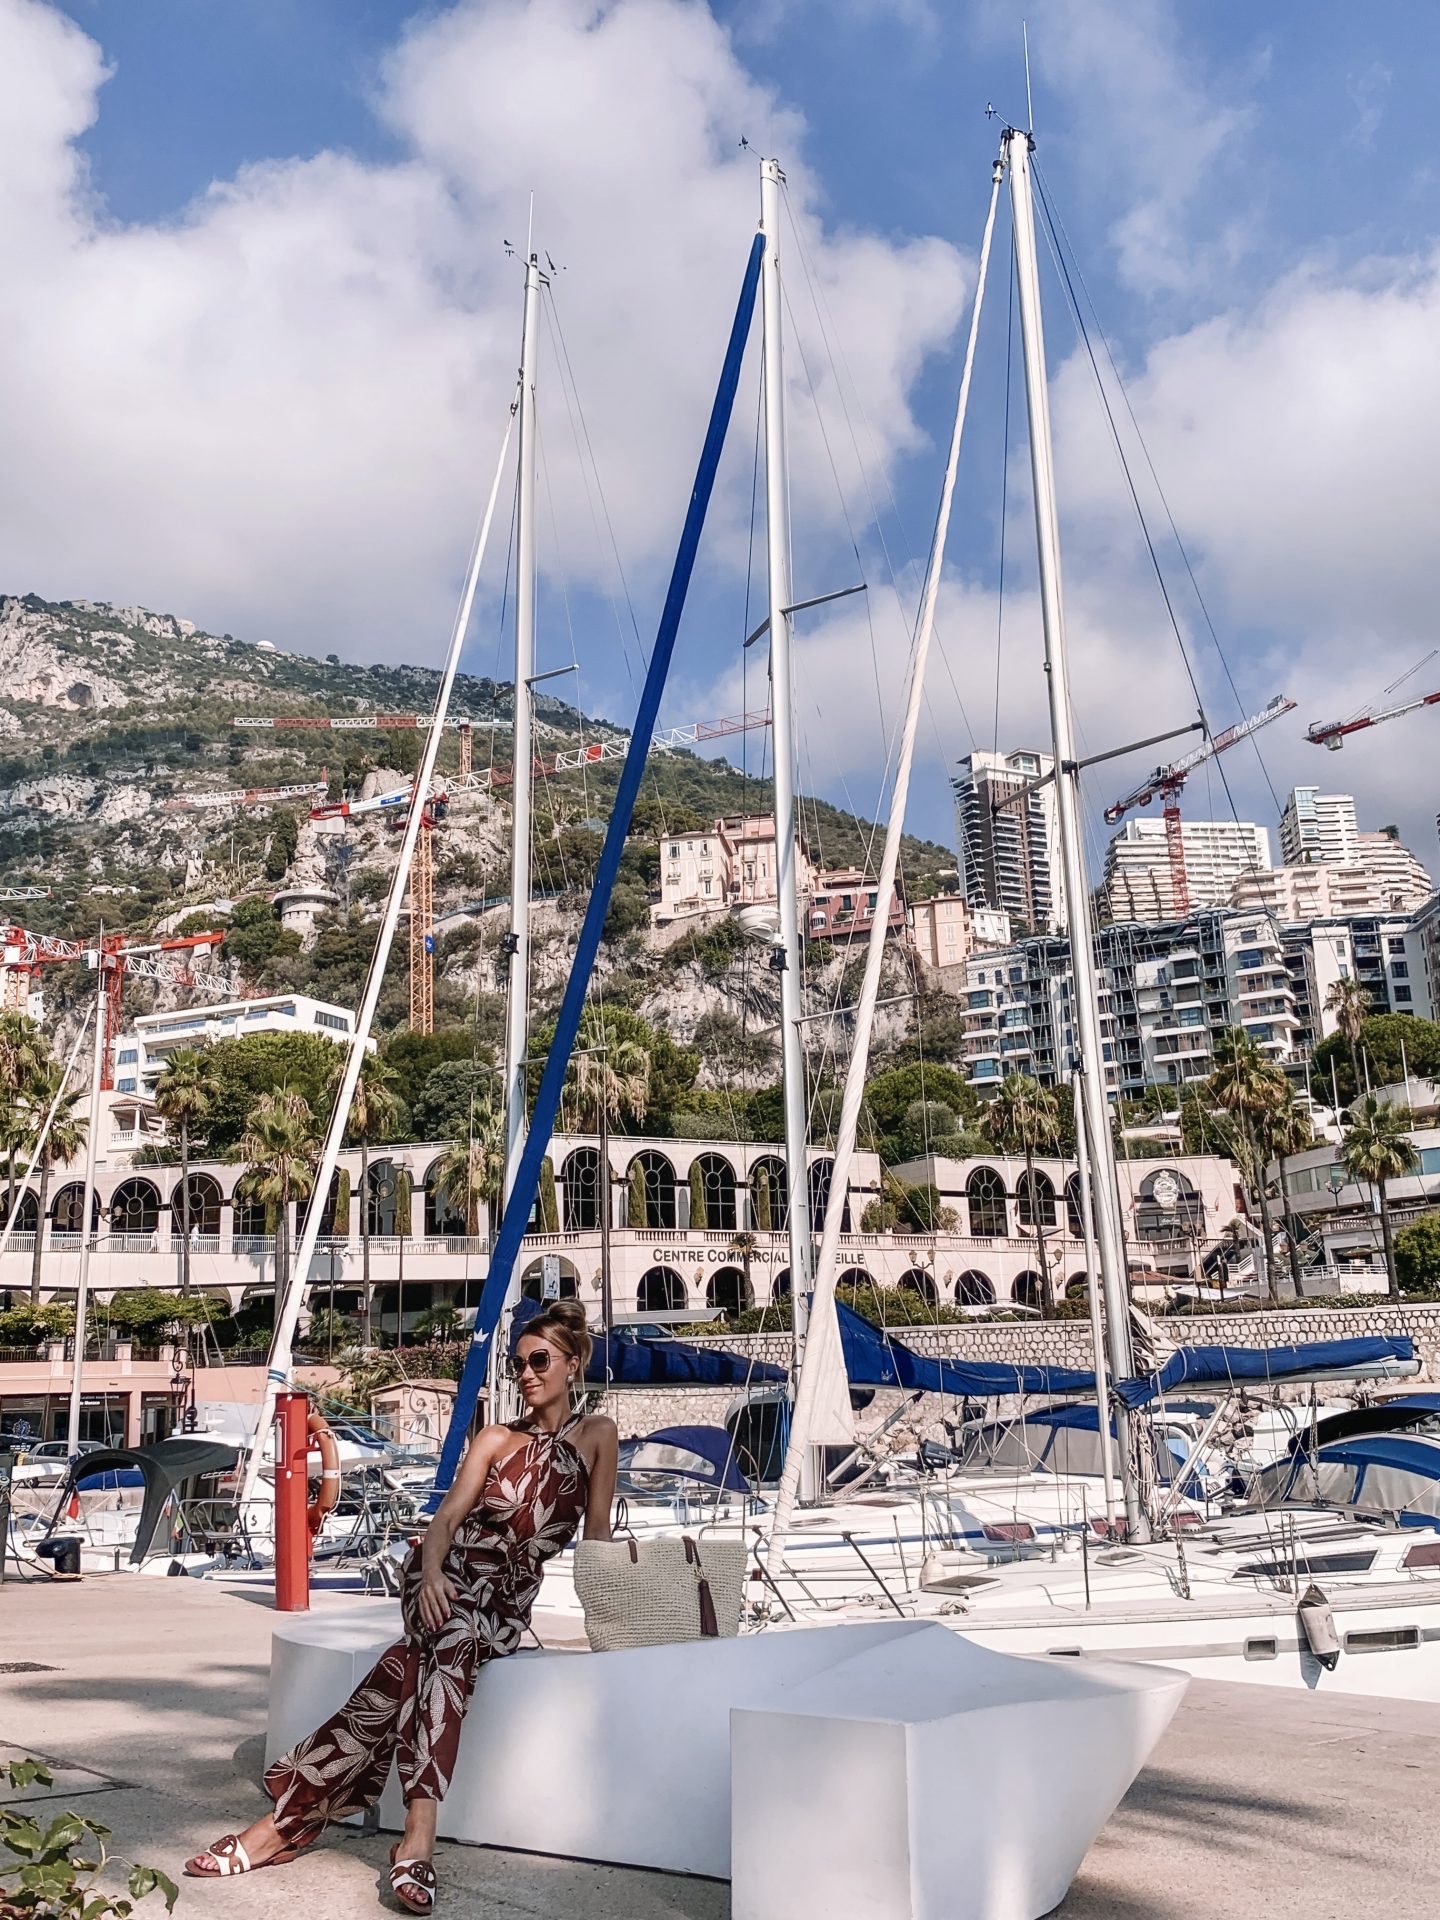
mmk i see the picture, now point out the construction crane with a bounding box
[0,926,228,1087]
[160,771,328,813]
[0,887,51,900]
[232,714,507,780]
[1307,682,1440,750]
[451,707,773,793]
[308,784,447,1034]
[1104,694,1297,915]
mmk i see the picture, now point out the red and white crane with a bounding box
[1307,682,1440,750]
[0,926,228,1088]
[161,771,329,813]
[1104,694,1296,915]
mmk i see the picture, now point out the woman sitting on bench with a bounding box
[186,1299,617,1912]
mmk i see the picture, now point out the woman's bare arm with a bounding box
[580,1417,619,1542]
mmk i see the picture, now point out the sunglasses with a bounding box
[508,1349,555,1379]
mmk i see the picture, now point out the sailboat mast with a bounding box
[759,159,817,1394]
[501,253,542,1202]
[492,250,544,1419]
[1003,127,1145,1539]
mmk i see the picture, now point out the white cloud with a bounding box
[0,0,966,682]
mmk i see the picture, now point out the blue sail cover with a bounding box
[1116,1335,1416,1409]
[836,1300,1097,1399]
[590,1328,786,1389]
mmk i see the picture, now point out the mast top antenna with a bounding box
[1023,20,1034,133]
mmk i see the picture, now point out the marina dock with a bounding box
[3,1579,1437,1919]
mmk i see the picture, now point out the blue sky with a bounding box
[12,0,1440,861]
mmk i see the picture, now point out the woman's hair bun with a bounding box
[520,1296,593,1370]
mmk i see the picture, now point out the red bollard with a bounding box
[274,1392,310,1613]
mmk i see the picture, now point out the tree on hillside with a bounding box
[1340,1096,1420,1304]
[860,1062,978,1161]
[153,1047,219,1296]
[203,1031,343,1153]
[383,1026,493,1115]
[987,1073,1061,1316]
[236,1091,321,1324]
[1313,1012,1440,1109]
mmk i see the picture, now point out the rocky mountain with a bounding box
[0,593,958,1077]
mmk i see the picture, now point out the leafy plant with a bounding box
[0,1756,178,1919]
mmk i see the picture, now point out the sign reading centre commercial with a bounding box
[649,1246,787,1264]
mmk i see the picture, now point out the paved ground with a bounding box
[3,1571,1440,1918]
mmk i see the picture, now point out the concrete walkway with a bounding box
[3,1574,1439,1918]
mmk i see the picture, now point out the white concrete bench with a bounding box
[268,1607,1184,1900]
[732,1623,1186,1920]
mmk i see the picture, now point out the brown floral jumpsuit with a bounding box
[265,1413,590,1843]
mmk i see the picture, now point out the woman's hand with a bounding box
[417,1567,458,1632]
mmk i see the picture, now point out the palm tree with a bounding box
[987,1072,1061,1315]
[561,1011,651,1133]
[1339,1095,1419,1303]
[1323,977,1369,1103]
[0,1016,48,1232]
[21,1066,88,1304]
[332,1056,404,1343]
[1269,1086,1314,1298]
[1207,1027,1286,1304]
[153,1047,219,1296]
[433,1096,506,1238]
[236,1091,321,1320]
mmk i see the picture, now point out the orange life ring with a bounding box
[305,1409,341,1544]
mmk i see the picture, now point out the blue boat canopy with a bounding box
[509,1298,786,1390]
[619,1426,751,1493]
[1116,1336,1416,1409]
[837,1300,1097,1399]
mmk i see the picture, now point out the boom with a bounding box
[1308,686,1440,750]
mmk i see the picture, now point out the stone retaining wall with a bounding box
[605,1304,1440,1439]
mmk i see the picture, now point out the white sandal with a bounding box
[388,1846,438,1913]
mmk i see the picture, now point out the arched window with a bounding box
[296,1170,342,1237]
[750,1158,788,1233]
[520,1256,579,1302]
[365,1160,407,1236]
[52,1182,95,1234]
[421,1160,467,1238]
[111,1178,161,1236]
[836,1267,880,1320]
[1065,1173,1085,1238]
[637,1266,686,1312]
[898,1267,937,1306]
[561,1148,603,1232]
[706,1267,750,1318]
[966,1166,1008,1238]
[1011,1271,1043,1309]
[0,1190,38,1234]
[1134,1167,1204,1241]
[1017,1169,1057,1231]
[770,1267,791,1302]
[1065,1272,1089,1302]
[232,1193,268,1239]
[808,1159,849,1232]
[629,1153,677,1231]
[177,1174,222,1239]
[694,1154,737,1232]
[956,1269,995,1306]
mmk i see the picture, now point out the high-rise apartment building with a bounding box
[1353,830,1434,912]
[1279,787,1360,867]
[951,748,1060,933]
[1098,817,1272,921]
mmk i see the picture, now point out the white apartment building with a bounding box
[651,814,814,927]
[908,895,1011,972]
[951,749,1061,933]
[1233,846,1434,920]
[114,993,360,1097]
[1278,787,1360,867]
[1099,817,1272,921]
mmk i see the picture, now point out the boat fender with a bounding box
[306,1409,342,1542]
[1297,1583,1341,1670]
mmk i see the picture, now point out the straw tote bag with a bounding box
[573,1534,747,1652]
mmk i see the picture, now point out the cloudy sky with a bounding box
[4,0,1439,865]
